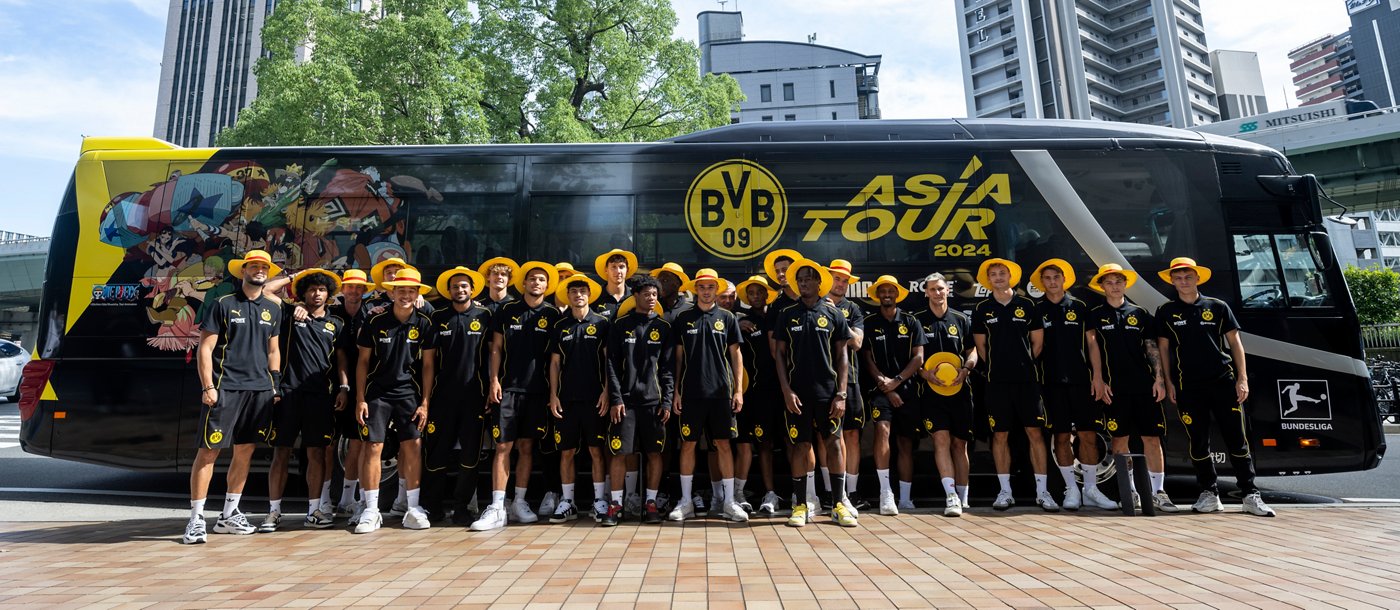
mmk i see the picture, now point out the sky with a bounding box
[0,0,1357,237]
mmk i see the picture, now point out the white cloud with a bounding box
[1201,0,1353,110]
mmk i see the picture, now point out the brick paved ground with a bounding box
[1,506,1399,608]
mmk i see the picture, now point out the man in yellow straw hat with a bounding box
[1084,263,1168,513]
[827,259,867,517]
[972,257,1057,512]
[914,272,979,516]
[593,249,637,319]
[478,256,520,313]
[261,268,348,533]
[421,266,493,525]
[773,259,858,527]
[352,267,436,534]
[1153,257,1274,517]
[859,274,925,517]
[182,250,284,544]
[1030,259,1096,512]
[733,275,782,516]
[545,274,610,524]
[474,262,561,531]
[331,268,376,520]
[364,257,434,319]
[650,261,694,324]
[669,269,747,523]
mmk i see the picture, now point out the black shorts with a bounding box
[737,391,780,444]
[360,394,422,443]
[424,392,488,471]
[983,381,1046,432]
[268,388,337,448]
[554,399,608,451]
[607,402,667,455]
[198,389,274,449]
[924,389,975,441]
[870,391,923,439]
[1043,383,1102,433]
[679,398,737,443]
[336,394,363,440]
[1103,391,1166,438]
[840,383,866,431]
[782,391,841,445]
[492,391,549,445]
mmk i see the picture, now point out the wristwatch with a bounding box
[835,391,848,399]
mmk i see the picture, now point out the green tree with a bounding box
[1343,264,1400,325]
[218,0,490,146]
[473,0,743,142]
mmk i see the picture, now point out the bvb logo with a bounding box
[898,324,908,335]
[988,416,997,429]
[947,325,958,336]
[325,322,335,331]
[788,425,799,439]
[816,316,829,328]
[1066,311,1077,322]
[871,408,881,419]
[754,425,764,438]
[492,426,501,439]
[649,329,661,342]
[538,318,549,329]
[408,328,420,340]
[208,430,223,445]
[1127,315,1138,326]
[1106,420,1118,432]
[681,424,692,438]
[924,419,933,431]
[1014,307,1025,318]
[470,319,482,331]
[360,425,370,437]
[714,320,725,331]
[554,430,562,444]
[1202,310,1215,322]
[611,437,622,450]
[586,324,597,336]
[1181,414,1193,425]
[260,310,272,322]
[426,423,436,434]
[685,159,788,260]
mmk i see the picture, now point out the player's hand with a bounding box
[953,368,969,386]
[356,401,369,426]
[597,393,609,417]
[334,390,347,411]
[489,379,502,404]
[611,403,625,424]
[368,304,387,316]
[672,393,683,415]
[732,392,744,414]
[1152,379,1167,403]
[1165,380,1177,403]
[1236,377,1249,404]
[550,396,564,419]
[876,375,897,393]
[201,387,218,406]
[829,396,846,421]
[659,404,671,424]
[739,319,756,334]
[784,391,802,414]
[1095,378,1113,405]
[887,391,904,409]
[293,305,310,322]
[413,404,428,431]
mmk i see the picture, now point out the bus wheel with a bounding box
[1073,431,1117,485]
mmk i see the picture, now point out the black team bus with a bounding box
[19,120,1386,479]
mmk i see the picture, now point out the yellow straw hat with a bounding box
[680,268,730,294]
[1029,259,1076,293]
[594,248,638,279]
[555,274,602,306]
[923,351,966,397]
[340,268,375,287]
[370,257,409,286]
[649,262,691,286]
[1158,257,1212,284]
[380,267,431,295]
[436,266,486,300]
[735,275,778,305]
[865,274,910,306]
[617,295,665,317]
[513,261,560,294]
[228,249,283,278]
[292,268,342,295]
[763,249,804,284]
[786,258,833,298]
[976,258,1022,292]
[477,257,520,282]
[1087,263,1140,293]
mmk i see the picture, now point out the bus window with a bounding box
[1051,151,1206,261]
[409,194,517,266]
[528,195,634,264]
[1234,234,1285,309]
[1276,233,1333,307]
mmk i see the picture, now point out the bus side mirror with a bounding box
[1311,232,1336,271]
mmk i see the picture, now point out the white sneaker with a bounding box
[510,500,539,524]
[334,501,356,520]
[668,499,696,521]
[304,508,335,529]
[539,492,558,518]
[1152,491,1180,513]
[737,490,754,513]
[1131,491,1142,511]
[353,509,383,534]
[592,499,610,523]
[723,502,750,522]
[1062,486,1082,511]
[1083,486,1120,510]
[256,510,282,533]
[470,505,507,531]
[992,489,1015,511]
[1242,492,1276,517]
[897,498,915,511]
[1192,490,1225,513]
[841,497,859,519]
[758,491,780,516]
[1036,491,1061,513]
[213,509,256,535]
[961,496,971,510]
[944,493,962,518]
[692,495,708,516]
[182,518,207,544]
[388,498,408,518]
[879,490,899,516]
[403,507,431,530]
[549,500,578,523]
[806,501,820,522]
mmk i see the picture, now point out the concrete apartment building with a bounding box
[1346,0,1400,108]
[1209,49,1267,120]
[1288,32,1363,107]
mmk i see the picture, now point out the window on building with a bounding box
[1353,217,1369,230]
[784,114,797,121]
[760,85,771,103]
[730,117,740,124]
[831,112,838,120]
[761,115,773,122]
[783,83,795,101]
[1358,248,1374,259]
[829,80,836,98]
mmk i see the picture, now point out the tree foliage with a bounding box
[1343,264,1400,326]
[218,0,743,146]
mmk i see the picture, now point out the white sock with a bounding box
[190,499,206,520]
[492,490,507,509]
[646,489,658,502]
[722,479,735,506]
[680,475,694,503]
[268,499,282,514]
[941,477,956,495]
[396,479,407,504]
[562,483,575,502]
[735,478,747,497]
[319,481,332,508]
[1058,465,1076,488]
[956,485,969,505]
[997,474,1012,493]
[806,471,817,502]
[1082,465,1099,491]
[593,482,606,502]
[342,479,357,505]
[820,467,832,492]
[899,480,912,504]
[1150,472,1165,494]
[223,493,241,518]
[308,496,319,512]
[711,481,723,504]
[406,488,421,510]
[514,486,529,504]
[847,473,859,493]
[364,489,380,510]
[611,490,624,504]
[1034,474,1048,495]
[625,470,639,496]
[877,469,891,494]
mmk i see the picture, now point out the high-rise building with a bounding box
[1347,0,1400,107]
[1210,50,1268,120]
[956,0,1220,128]
[1288,33,1362,107]
[698,11,882,123]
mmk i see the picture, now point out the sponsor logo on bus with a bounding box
[90,284,142,305]
[1279,379,1334,430]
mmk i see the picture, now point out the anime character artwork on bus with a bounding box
[97,157,434,353]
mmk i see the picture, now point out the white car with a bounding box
[0,340,30,401]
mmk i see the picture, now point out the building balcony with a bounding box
[858,74,880,93]
[1293,59,1340,85]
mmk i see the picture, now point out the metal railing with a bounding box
[1362,323,1400,349]
[0,232,46,244]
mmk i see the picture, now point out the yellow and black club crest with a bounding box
[324,321,335,331]
[754,425,764,438]
[988,416,997,429]
[1181,414,1193,425]
[586,324,597,336]
[681,424,692,437]
[1013,307,1025,318]
[1202,310,1214,322]
[260,310,272,322]
[1066,311,1077,322]
[816,316,829,328]
[898,324,908,335]
[492,426,501,439]
[649,329,661,341]
[426,422,436,434]
[924,419,933,431]
[1126,315,1138,326]
[469,319,482,331]
[538,318,549,329]
[788,425,799,439]
[408,328,420,340]
[947,326,958,336]
[611,437,622,450]
[208,430,223,445]
[360,424,370,437]
[714,320,725,331]
[1106,420,1118,432]
[554,430,562,444]
[871,408,881,419]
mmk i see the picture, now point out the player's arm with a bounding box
[267,335,282,402]
[1156,336,1176,402]
[197,331,218,406]
[899,346,924,385]
[774,338,799,413]
[355,346,372,425]
[728,342,743,413]
[1030,327,1044,359]
[672,343,685,414]
[1086,329,1107,402]
[416,348,434,428]
[487,331,504,404]
[1226,329,1249,404]
[549,353,564,418]
[973,333,988,365]
[1144,338,1166,402]
[335,348,350,411]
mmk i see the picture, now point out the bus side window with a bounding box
[1234,234,1285,309]
[1278,233,1333,307]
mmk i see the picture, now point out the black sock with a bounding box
[455,464,478,511]
[832,473,847,503]
[793,476,808,505]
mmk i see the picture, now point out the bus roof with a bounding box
[669,118,1207,143]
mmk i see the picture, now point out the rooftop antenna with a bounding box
[717,0,726,9]
[807,33,817,44]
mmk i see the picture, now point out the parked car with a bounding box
[0,339,30,401]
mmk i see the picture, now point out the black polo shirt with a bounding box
[912,305,972,358]
[481,293,517,314]
[1035,295,1091,386]
[357,309,436,400]
[430,303,492,397]
[1154,295,1241,389]
[861,309,928,396]
[661,294,694,325]
[739,308,776,394]
[552,310,611,398]
[1088,301,1157,393]
[764,293,797,338]
[200,292,281,391]
[971,295,1040,383]
[673,304,743,400]
[591,288,629,320]
[606,312,675,407]
[775,299,852,402]
[279,303,345,393]
[362,294,435,318]
[492,300,561,395]
[832,298,866,385]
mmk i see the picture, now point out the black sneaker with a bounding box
[850,494,871,511]
[644,499,663,524]
[601,501,622,527]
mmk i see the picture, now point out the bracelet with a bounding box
[339,385,351,392]
[202,385,215,392]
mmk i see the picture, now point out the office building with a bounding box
[698,11,882,123]
[1288,32,1362,107]
[1210,50,1267,120]
[956,0,1220,128]
[1347,0,1400,107]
